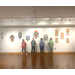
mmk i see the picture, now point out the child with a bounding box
[39,38,45,54]
[21,39,28,55]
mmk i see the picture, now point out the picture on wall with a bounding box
[66,38,69,43]
[1,32,3,35]
[18,31,22,39]
[55,30,58,36]
[1,36,3,39]
[26,36,30,41]
[66,29,69,35]
[33,30,39,38]
[61,32,64,39]
[55,38,58,43]
[44,34,48,41]
[10,35,15,42]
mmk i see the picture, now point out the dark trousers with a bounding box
[22,48,27,53]
[31,46,35,54]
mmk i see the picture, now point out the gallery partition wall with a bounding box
[0,26,75,53]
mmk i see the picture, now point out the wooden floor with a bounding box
[0,53,75,69]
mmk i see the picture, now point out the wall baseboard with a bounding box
[0,52,75,55]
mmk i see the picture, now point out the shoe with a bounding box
[26,53,28,55]
[34,54,35,55]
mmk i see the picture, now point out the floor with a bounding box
[0,53,75,69]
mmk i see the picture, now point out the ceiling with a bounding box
[0,6,75,27]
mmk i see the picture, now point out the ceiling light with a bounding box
[33,20,36,22]
[52,22,59,25]
[69,18,71,21]
[61,18,63,21]
[64,22,71,24]
[38,22,47,25]
[49,18,51,21]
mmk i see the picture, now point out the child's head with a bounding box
[50,38,52,41]
[32,38,34,41]
[41,38,43,41]
[22,39,24,42]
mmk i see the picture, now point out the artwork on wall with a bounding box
[55,38,58,43]
[1,32,3,35]
[66,38,69,43]
[44,34,48,41]
[18,31,22,39]
[66,29,69,35]
[26,36,30,41]
[33,30,39,38]
[10,35,15,42]
[1,36,3,39]
[61,32,64,39]
[55,30,58,36]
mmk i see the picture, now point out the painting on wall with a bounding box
[18,31,22,39]
[66,38,69,43]
[1,32,3,35]
[10,35,15,42]
[33,30,39,38]
[61,32,64,39]
[66,29,69,35]
[55,38,58,43]
[26,36,30,41]
[55,30,58,36]
[44,34,48,41]
[1,36,3,39]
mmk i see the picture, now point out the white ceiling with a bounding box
[0,6,75,27]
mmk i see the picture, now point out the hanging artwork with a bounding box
[44,34,48,41]
[1,36,3,39]
[26,36,30,41]
[1,32,3,35]
[66,29,69,35]
[55,30,58,36]
[61,32,64,39]
[33,30,39,38]
[66,38,69,43]
[18,31,22,39]
[10,35,15,42]
[55,38,58,43]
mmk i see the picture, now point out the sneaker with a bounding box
[34,54,35,55]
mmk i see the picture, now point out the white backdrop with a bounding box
[0,27,75,52]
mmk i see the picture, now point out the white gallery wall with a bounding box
[0,27,75,52]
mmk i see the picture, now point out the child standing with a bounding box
[21,39,28,55]
[39,38,45,54]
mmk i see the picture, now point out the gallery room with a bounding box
[0,6,75,69]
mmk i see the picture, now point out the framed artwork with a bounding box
[1,32,3,35]
[33,30,39,38]
[66,38,69,43]
[55,30,58,36]
[10,35,15,42]
[18,31,22,39]
[55,38,58,43]
[1,36,3,39]
[26,36,30,41]
[66,29,69,35]
[61,32,64,39]
[44,34,48,41]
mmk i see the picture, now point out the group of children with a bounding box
[21,38,54,55]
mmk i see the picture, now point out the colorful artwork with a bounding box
[66,38,69,43]
[1,32,3,35]
[33,30,39,38]
[66,29,69,35]
[61,32,64,39]
[55,38,58,43]
[44,34,48,41]
[26,36,30,41]
[55,30,58,36]
[18,31,22,39]
[10,35,15,42]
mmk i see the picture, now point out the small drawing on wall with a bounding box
[55,30,58,36]
[33,30,39,38]
[55,38,58,43]
[10,35,15,42]
[44,34,48,41]
[61,32,64,39]
[1,32,3,35]
[18,31,22,39]
[1,36,3,39]
[26,36,30,41]
[66,29,69,35]
[66,38,69,43]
